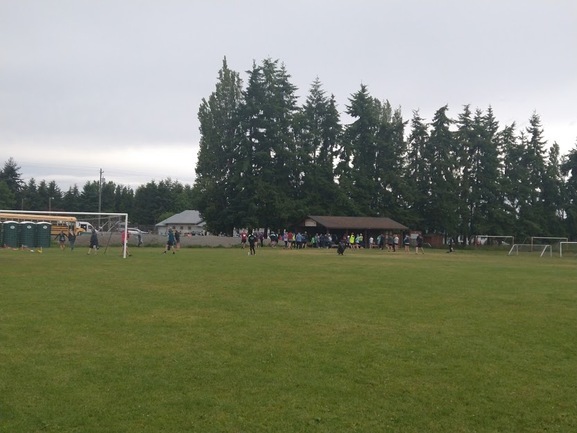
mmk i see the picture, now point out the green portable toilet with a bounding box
[2,221,19,248]
[20,221,36,248]
[36,222,52,248]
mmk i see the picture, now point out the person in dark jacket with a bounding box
[87,229,99,255]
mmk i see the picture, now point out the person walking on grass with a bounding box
[87,229,99,255]
[55,230,67,250]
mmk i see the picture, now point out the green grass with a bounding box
[1,246,576,432]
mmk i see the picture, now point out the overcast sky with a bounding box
[1,0,576,191]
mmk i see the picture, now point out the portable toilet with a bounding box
[36,222,52,248]
[2,221,19,248]
[19,221,36,248]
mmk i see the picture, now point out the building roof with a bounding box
[305,215,408,231]
[155,210,204,227]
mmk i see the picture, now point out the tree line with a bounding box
[194,57,577,241]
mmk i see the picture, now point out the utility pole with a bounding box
[98,169,104,230]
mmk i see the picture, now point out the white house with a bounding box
[155,210,206,236]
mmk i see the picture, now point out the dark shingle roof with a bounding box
[306,215,407,231]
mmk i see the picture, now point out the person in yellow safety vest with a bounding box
[349,233,355,248]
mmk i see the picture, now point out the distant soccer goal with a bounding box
[559,242,577,258]
[508,244,552,257]
[530,236,568,254]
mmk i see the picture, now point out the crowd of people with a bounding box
[238,229,425,254]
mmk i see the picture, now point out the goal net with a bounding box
[508,244,552,257]
[559,242,577,258]
[530,237,568,254]
[0,210,129,257]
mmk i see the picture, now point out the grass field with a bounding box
[1,245,576,432]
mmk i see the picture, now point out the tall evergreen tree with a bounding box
[542,142,566,235]
[0,157,24,193]
[294,78,345,215]
[232,58,300,230]
[405,110,430,229]
[454,105,476,243]
[501,123,525,236]
[421,105,458,235]
[194,57,243,235]
[476,107,507,236]
[515,113,548,236]
[336,84,381,215]
[373,100,407,220]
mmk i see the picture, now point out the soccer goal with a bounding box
[508,244,552,257]
[0,210,129,258]
[530,236,568,254]
[559,242,577,258]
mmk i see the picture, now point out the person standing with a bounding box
[447,237,454,253]
[248,230,256,255]
[174,229,181,250]
[163,228,176,254]
[378,234,384,250]
[403,234,410,253]
[87,229,99,255]
[240,231,247,249]
[68,228,76,251]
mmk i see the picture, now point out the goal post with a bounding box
[559,242,577,258]
[0,210,129,258]
[508,244,552,257]
[530,237,568,254]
